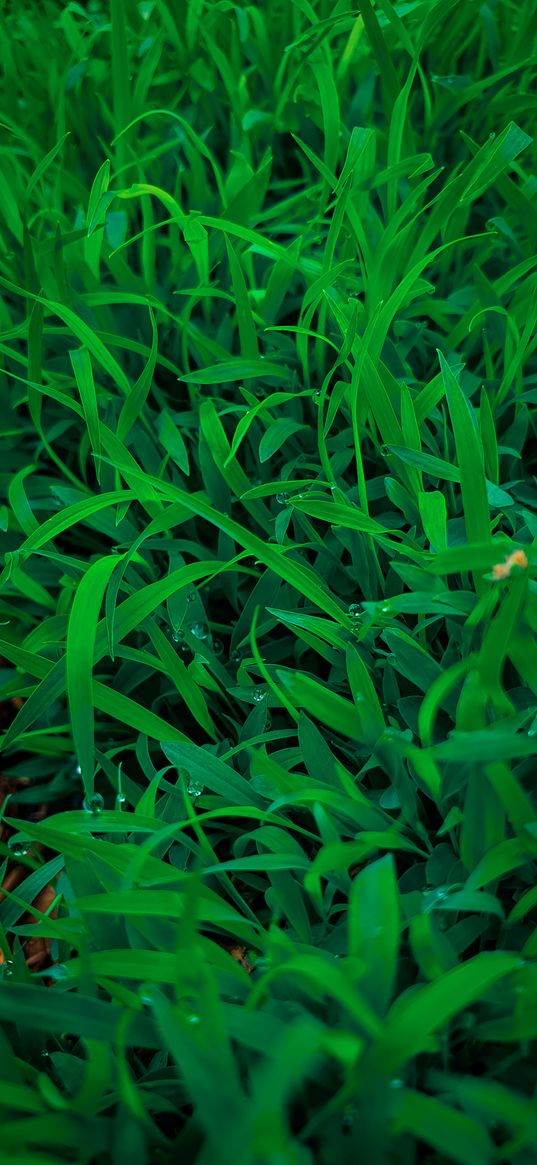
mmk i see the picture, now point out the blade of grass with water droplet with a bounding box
[66,555,123,797]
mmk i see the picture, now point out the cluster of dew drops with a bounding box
[81,781,203,812]
[170,592,224,657]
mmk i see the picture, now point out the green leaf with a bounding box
[507,884,537,924]
[359,952,520,1084]
[0,856,64,929]
[157,409,190,475]
[387,445,460,483]
[116,307,158,442]
[276,670,364,739]
[161,742,265,807]
[419,489,447,551]
[86,158,112,234]
[348,854,400,1013]
[391,1089,493,1165]
[7,466,39,536]
[0,985,159,1047]
[181,359,291,385]
[69,347,101,479]
[66,555,124,797]
[459,122,532,205]
[0,277,131,396]
[437,352,490,592]
[430,1074,537,1155]
[26,132,70,199]
[466,838,536,890]
[258,418,307,463]
[74,889,258,944]
[425,540,515,575]
[224,236,259,360]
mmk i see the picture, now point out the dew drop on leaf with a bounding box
[8,838,30,857]
[341,1106,355,1132]
[190,621,209,640]
[82,793,104,814]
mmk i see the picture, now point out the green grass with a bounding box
[0,1,536,1162]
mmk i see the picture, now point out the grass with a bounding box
[0,0,536,1162]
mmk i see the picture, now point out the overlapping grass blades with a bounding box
[0,2,536,1163]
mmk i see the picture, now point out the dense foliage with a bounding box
[0,1,536,1162]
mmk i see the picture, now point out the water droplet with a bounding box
[186,1013,200,1025]
[172,628,185,643]
[82,793,104,814]
[211,638,224,657]
[229,649,241,664]
[179,642,192,656]
[1,960,14,978]
[40,1049,50,1058]
[187,591,197,602]
[276,491,290,504]
[341,1106,355,1132]
[348,604,361,618]
[312,389,321,403]
[381,603,392,614]
[189,621,209,640]
[252,687,266,703]
[8,838,30,858]
[139,990,154,1006]
[187,777,204,798]
[390,1078,404,1089]
[116,792,127,808]
[74,764,82,776]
